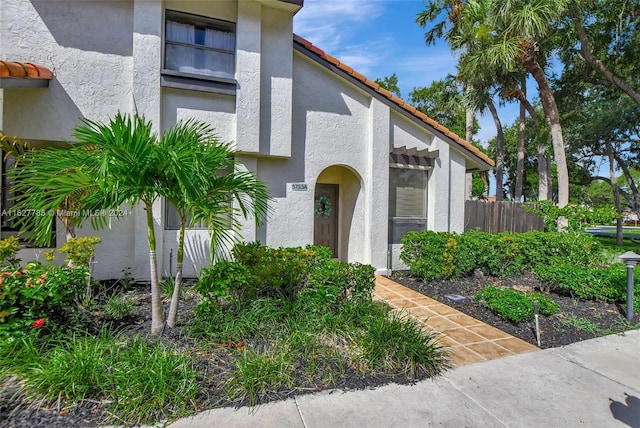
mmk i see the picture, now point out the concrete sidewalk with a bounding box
[166,330,640,428]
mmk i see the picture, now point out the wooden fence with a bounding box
[464,200,544,233]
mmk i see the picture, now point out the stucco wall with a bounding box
[287,52,375,265]
[260,6,293,157]
[1,0,134,140]
[1,0,476,279]
[390,114,434,151]
[448,149,467,233]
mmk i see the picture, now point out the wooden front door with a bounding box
[314,184,338,257]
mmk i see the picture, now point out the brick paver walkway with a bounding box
[374,276,539,367]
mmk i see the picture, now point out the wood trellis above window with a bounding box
[389,146,439,169]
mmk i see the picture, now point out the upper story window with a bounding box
[164,10,236,88]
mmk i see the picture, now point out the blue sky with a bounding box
[293,0,520,146]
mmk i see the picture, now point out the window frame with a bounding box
[161,9,238,95]
[388,165,429,245]
[164,200,209,231]
[1,151,56,247]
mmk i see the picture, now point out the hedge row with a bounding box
[400,230,604,281]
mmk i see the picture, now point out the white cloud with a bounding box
[294,0,384,53]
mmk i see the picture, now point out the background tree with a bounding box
[409,76,479,138]
[566,0,640,106]
[374,73,402,97]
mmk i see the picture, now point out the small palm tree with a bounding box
[73,113,166,334]
[158,119,271,327]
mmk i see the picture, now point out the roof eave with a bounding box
[292,35,494,170]
[0,77,50,89]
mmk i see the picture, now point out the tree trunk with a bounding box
[537,142,549,201]
[167,219,185,328]
[146,202,164,335]
[487,100,504,201]
[573,16,640,106]
[515,82,526,201]
[524,59,569,208]
[465,97,475,200]
[605,140,624,245]
[465,106,474,143]
[614,152,640,214]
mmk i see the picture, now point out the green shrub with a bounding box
[229,243,322,301]
[400,230,604,281]
[534,263,640,310]
[474,286,559,323]
[195,243,374,309]
[400,231,456,281]
[302,260,375,310]
[0,262,88,338]
[58,236,101,267]
[524,201,618,232]
[196,259,257,304]
[0,236,21,268]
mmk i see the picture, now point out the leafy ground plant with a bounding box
[474,286,559,323]
[0,332,197,425]
[191,296,450,407]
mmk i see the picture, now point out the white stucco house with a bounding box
[0,0,493,280]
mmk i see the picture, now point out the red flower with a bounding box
[32,318,45,328]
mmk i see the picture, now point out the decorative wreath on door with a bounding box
[314,195,331,217]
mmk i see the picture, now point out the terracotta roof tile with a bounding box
[292,35,494,167]
[0,61,53,79]
[351,70,367,82]
[340,63,354,75]
[325,55,341,67]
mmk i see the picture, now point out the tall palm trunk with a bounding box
[167,219,185,328]
[605,140,624,245]
[465,89,475,200]
[515,83,526,201]
[146,201,164,334]
[537,142,549,201]
[487,100,504,201]
[522,58,569,208]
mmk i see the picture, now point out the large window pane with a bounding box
[165,44,234,79]
[388,168,428,244]
[165,10,235,80]
[389,168,427,218]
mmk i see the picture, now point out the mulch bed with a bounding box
[389,270,640,349]
[4,272,639,427]
[0,282,425,428]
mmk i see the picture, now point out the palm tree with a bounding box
[73,113,166,334]
[159,119,271,328]
[452,0,571,208]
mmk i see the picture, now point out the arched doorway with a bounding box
[314,165,362,261]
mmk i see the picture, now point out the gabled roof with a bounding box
[292,35,494,168]
[0,60,53,88]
